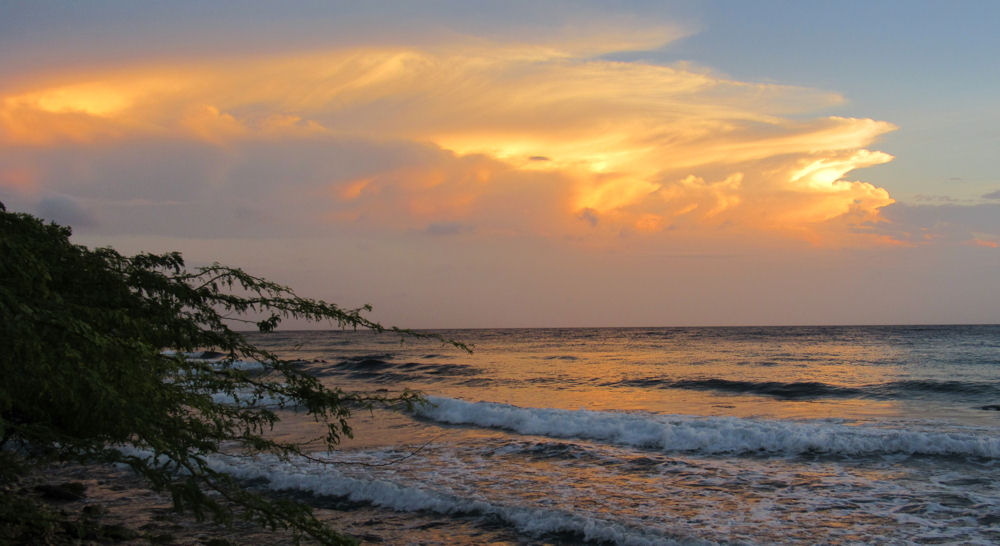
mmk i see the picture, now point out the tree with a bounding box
[0,202,465,543]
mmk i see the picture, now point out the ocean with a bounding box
[216,325,1000,544]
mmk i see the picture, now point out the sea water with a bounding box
[217,326,1000,544]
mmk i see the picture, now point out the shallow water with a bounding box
[229,325,1000,544]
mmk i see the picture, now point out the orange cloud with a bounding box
[0,165,38,193]
[0,42,898,245]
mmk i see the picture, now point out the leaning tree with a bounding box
[0,202,465,544]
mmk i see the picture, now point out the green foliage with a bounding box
[0,202,466,544]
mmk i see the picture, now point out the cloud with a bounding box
[914,194,957,202]
[862,202,1000,247]
[425,221,474,236]
[983,189,1000,199]
[36,194,96,228]
[578,208,599,227]
[1,39,899,246]
[0,165,37,193]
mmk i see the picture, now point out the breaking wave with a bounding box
[414,397,1000,459]
[206,454,693,545]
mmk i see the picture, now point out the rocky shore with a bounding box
[11,462,330,545]
[9,461,500,545]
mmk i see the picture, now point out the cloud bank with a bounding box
[2,7,997,328]
[2,37,899,247]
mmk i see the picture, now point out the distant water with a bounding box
[217,326,1000,544]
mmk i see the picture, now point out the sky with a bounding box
[2,1,998,328]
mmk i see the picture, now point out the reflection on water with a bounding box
[253,325,1000,425]
[238,326,1000,544]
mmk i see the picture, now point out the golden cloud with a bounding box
[0,43,897,245]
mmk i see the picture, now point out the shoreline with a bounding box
[14,460,517,545]
[13,461,335,544]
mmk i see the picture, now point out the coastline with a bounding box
[16,460,520,545]
[15,462,328,545]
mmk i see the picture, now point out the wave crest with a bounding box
[415,397,1000,459]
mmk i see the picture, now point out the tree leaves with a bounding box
[0,202,462,544]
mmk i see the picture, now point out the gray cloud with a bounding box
[864,202,1000,243]
[0,134,453,239]
[913,194,957,203]
[35,194,96,228]
[983,189,1000,199]
[425,222,474,236]
[578,208,599,227]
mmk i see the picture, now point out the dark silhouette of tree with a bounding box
[0,202,465,544]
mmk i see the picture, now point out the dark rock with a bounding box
[198,350,228,359]
[101,523,139,540]
[81,504,106,518]
[34,481,86,501]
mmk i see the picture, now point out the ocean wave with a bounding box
[603,376,1000,400]
[161,350,267,373]
[414,397,1000,459]
[322,355,482,383]
[209,388,290,408]
[877,380,1000,396]
[207,454,693,545]
[606,378,862,399]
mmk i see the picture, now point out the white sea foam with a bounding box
[161,350,268,373]
[206,454,694,545]
[414,396,1000,458]
[209,389,289,407]
[158,351,283,406]
[226,359,267,372]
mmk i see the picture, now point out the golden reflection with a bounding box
[443,331,915,423]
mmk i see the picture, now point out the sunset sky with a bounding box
[2,1,998,327]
